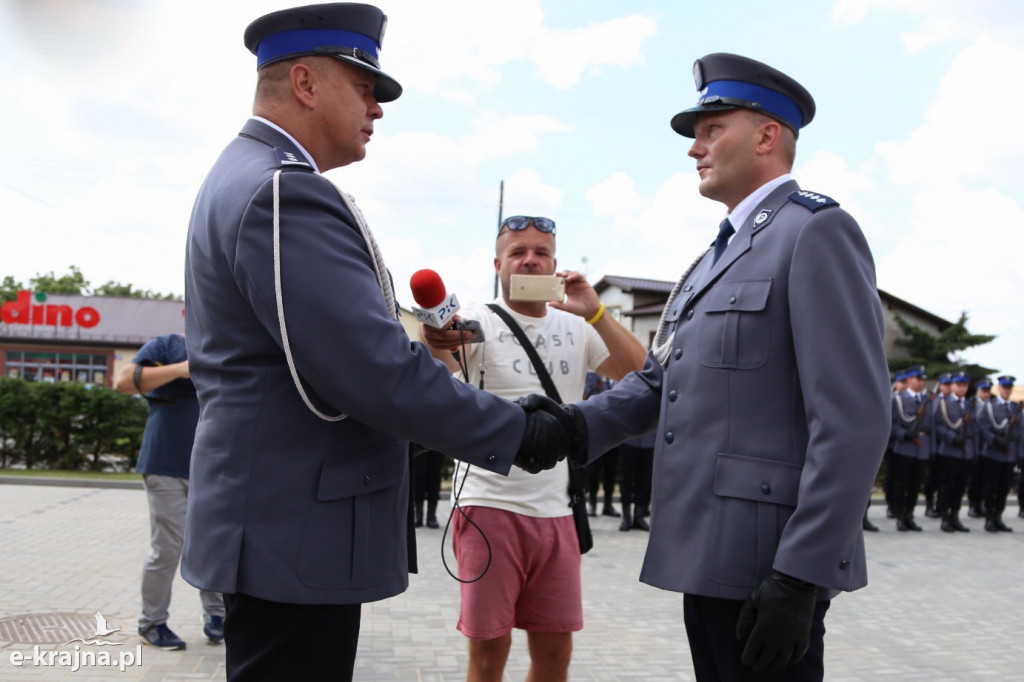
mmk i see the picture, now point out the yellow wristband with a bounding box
[586,302,606,325]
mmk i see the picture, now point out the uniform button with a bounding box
[487,455,496,464]
[665,432,675,444]
[674,348,683,360]
[668,390,678,402]
[683,285,693,292]
[363,475,371,486]
[839,560,850,570]
[760,482,771,495]
[729,295,737,304]
[686,309,694,319]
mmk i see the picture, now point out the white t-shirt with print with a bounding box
[450,299,610,517]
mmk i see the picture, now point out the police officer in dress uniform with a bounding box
[884,370,908,520]
[967,378,993,517]
[924,372,953,517]
[934,372,978,532]
[977,375,1020,531]
[531,53,890,681]
[180,6,571,680]
[889,365,932,531]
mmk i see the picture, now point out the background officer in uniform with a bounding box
[883,370,908,520]
[967,378,992,517]
[934,372,978,532]
[924,373,953,517]
[977,375,1020,531]
[181,5,570,680]
[536,53,890,681]
[889,365,931,531]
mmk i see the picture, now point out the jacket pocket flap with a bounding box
[317,443,404,501]
[703,279,772,313]
[713,452,801,507]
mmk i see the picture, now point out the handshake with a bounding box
[512,394,588,474]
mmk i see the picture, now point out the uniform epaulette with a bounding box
[788,190,839,212]
[275,149,313,170]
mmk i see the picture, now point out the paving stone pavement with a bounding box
[1,482,1022,681]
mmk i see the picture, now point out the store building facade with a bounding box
[1,291,185,388]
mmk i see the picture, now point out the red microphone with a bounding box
[409,269,484,343]
[409,269,461,328]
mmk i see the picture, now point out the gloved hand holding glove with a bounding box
[736,570,818,673]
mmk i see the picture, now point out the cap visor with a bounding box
[670,103,739,137]
[331,54,402,102]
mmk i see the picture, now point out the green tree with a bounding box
[0,275,23,303]
[29,265,90,295]
[92,280,178,300]
[890,311,997,383]
[2,266,181,301]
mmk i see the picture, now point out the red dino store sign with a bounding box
[0,291,101,328]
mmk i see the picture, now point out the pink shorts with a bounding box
[452,505,582,640]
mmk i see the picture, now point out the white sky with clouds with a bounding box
[1,0,1022,375]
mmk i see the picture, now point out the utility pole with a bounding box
[492,180,504,299]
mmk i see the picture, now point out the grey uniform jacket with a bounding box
[977,399,1020,463]
[891,391,932,461]
[934,396,978,460]
[576,180,890,601]
[181,119,524,605]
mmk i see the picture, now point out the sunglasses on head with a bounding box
[499,216,556,235]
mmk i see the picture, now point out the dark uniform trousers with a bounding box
[937,456,971,517]
[684,595,830,682]
[889,452,926,520]
[618,443,654,508]
[224,593,361,682]
[983,458,1015,516]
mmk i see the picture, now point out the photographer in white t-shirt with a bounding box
[419,215,646,682]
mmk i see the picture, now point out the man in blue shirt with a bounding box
[116,332,224,650]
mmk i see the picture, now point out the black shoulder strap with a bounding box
[485,303,561,403]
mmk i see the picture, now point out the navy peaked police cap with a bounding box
[903,365,926,379]
[671,53,815,138]
[244,3,402,102]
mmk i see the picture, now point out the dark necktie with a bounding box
[712,218,735,265]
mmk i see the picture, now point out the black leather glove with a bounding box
[559,403,589,467]
[903,420,919,439]
[736,570,818,673]
[953,432,967,446]
[513,394,571,474]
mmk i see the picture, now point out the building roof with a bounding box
[594,275,677,295]
[877,289,953,331]
[596,275,955,329]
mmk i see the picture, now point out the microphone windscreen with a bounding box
[410,269,447,308]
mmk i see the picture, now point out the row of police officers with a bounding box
[884,368,1022,533]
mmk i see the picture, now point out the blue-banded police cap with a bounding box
[998,375,1016,387]
[244,3,402,102]
[976,378,993,390]
[952,371,970,383]
[671,53,815,138]
[938,373,953,384]
[893,371,907,382]
[904,365,926,379]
